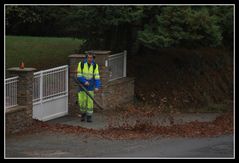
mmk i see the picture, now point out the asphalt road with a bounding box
[5,131,233,158]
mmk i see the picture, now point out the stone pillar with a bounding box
[85,50,111,109]
[86,50,111,87]
[68,54,85,116]
[7,67,36,127]
[68,51,111,115]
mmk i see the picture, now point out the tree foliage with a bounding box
[5,6,233,52]
[138,7,223,49]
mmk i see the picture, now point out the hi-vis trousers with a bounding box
[78,91,94,115]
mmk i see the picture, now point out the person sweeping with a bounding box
[77,52,101,122]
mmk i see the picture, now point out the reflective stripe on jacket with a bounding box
[77,59,101,91]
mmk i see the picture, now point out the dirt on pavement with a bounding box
[11,111,233,140]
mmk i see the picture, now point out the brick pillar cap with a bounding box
[7,67,36,72]
[85,50,111,55]
[68,54,85,58]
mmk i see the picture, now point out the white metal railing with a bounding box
[107,50,127,81]
[33,65,68,104]
[5,76,18,108]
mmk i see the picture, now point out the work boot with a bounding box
[87,115,92,122]
[81,113,86,122]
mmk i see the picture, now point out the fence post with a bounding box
[123,50,127,78]
[40,71,43,103]
[7,67,36,126]
[65,65,69,113]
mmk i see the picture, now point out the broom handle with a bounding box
[73,77,104,110]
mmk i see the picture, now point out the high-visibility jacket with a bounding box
[77,59,101,91]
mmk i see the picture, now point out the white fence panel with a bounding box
[108,50,127,81]
[33,65,68,121]
[5,76,18,108]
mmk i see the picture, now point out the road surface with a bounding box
[5,131,233,158]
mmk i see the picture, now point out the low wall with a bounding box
[101,77,135,109]
[5,106,33,134]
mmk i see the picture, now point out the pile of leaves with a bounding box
[101,109,233,139]
[16,111,233,140]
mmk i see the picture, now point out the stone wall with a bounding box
[6,67,36,134]
[5,106,32,134]
[103,77,135,109]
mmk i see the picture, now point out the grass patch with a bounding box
[5,35,85,71]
